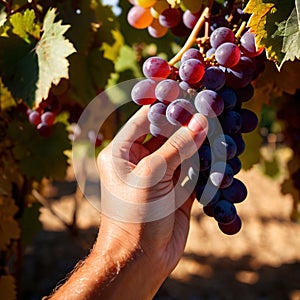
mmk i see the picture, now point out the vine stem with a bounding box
[235,21,247,39]
[168,6,211,66]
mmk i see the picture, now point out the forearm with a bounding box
[47,224,167,300]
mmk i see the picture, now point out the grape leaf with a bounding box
[272,2,300,69]
[9,9,40,42]
[35,8,76,106]
[7,121,71,181]
[244,0,295,69]
[0,275,16,300]
[0,196,21,251]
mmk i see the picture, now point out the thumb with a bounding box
[154,113,208,174]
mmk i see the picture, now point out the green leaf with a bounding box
[244,0,295,69]
[0,34,38,106]
[35,8,76,106]
[9,9,40,42]
[7,121,71,181]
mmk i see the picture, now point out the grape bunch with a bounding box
[131,26,265,235]
[127,0,204,38]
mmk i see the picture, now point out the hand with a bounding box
[48,106,208,300]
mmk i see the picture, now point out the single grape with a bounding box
[194,90,224,118]
[147,101,169,126]
[218,214,242,235]
[159,8,181,28]
[203,204,215,217]
[231,133,245,156]
[227,156,242,175]
[206,47,216,58]
[212,134,237,160]
[179,58,204,84]
[131,79,157,105]
[235,84,254,103]
[37,122,52,137]
[218,88,237,111]
[210,27,235,49]
[148,18,168,38]
[219,110,242,134]
[226,56,255,88]
[143,56,170,79]
[181,48,204,63]
[127,6,153,29]
[41,111,55,126]
[240,31,264,57]
[28,110,41,126]
[213,199,237,224]
[239,108,258,133]
[197,144,212,171]
[155,79,180,103]
[221,178,248,203]
[182,10,201,29]
[166,98,195,126]
[201,66,226,91]
[215,42,241,68]
[209,162,234,189]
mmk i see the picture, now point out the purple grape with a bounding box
[171,18,191,37]
[218,88,237,111]
[219,110,242,134]
[183,10,201,29]
[203,204,215,217]
[179,58,204,84]
[215,42,241,68]
[206,47,216,58]
[143,56,170,79]
[209,162,234,189]
[181,48,204,63]
[210,27,235,49]
[159,8,181,28]
[235,84,254,103]
[198,144,212,171]
[231,133,245,156]
[221,178,248,203]
[240,31,264,57]
[155,79,180,103]
[239,108,258,133]
[213,199,237,224]
[196,184,221,206]
[218,214,242,235]
[227,156,242,175]
[201,66,226,91]
[226,56,255,88]
[147,102,169,126]
[166,98,195,126]
[37,122,52,137]
[131,79,157,105]
[194,90,224,118]
[212,134,237,160]
[28,110,41,126]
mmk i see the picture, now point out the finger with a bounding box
[114,105,150,145]
[153,113,208,175]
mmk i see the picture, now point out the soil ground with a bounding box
[21,163,300,300]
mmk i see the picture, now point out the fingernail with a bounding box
[188,113,208,132]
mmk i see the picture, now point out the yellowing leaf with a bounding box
[9,9,40,42]
[35,8,76,105]
[101,29,124,62]
[0,275,16,300]
[0,197,20,250]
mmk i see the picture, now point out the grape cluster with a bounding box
[131,27,265,235]
[127,0,203,38]
[27,108,56,137]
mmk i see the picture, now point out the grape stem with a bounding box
[235,21,247,39]
[168,7,211,66]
